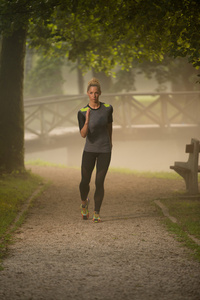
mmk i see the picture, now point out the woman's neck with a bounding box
[89,101,100,109]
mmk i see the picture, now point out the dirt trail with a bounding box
[0,166,200,300]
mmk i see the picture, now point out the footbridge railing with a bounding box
[24,91,200,140]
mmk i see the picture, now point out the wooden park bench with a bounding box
[170,138,200,195]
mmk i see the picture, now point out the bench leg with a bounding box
[187,172,199,194]
[174,169,199,195]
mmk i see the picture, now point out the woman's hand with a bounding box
[80,108,90,138]
[85,108,90,124]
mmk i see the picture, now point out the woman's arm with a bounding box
[107,122,113,149]
[80,109,90,138]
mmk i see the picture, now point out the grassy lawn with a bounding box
[157,196,200,262]
[161,197,200,239]
[0,171,44,266]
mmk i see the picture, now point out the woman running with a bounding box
[77,78,113,222]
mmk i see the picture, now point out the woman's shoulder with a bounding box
[79,104,89,113]
[101,102,113,109]
[101,102,113,113]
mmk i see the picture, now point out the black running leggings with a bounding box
[79,151,111,213]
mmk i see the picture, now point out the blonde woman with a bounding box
[77,78,113,222]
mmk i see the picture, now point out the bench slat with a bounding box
[170,165,190,172]
[186,144,200,153]
[170,165,200,172]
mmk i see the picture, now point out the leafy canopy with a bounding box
[0,0,200,72]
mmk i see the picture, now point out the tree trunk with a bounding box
[77,58,84,94]
[92,69,112,93]
[0,26,27,173]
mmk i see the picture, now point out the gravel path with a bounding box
[0,166,200,300]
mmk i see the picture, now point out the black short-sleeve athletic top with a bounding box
[78,102,113,153]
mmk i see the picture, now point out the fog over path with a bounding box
[25,130,197,172]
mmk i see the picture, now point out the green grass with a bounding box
[161,198,200,239]
[110,167,180,179]
[25,159,67,168]
[157,196,200,262]
[0,171,44,265]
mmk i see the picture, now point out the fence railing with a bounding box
[24,91,200,139]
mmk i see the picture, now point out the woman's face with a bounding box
[87,86,101,103]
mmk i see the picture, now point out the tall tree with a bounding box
[0,0,58,174]
[0,26,27,173]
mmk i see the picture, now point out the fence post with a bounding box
[122,95,132,132]
[40,104,49,142]
[160,94,169,130]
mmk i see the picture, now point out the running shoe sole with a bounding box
[93,214,101,223]
[81,199,90,220]
[82,213,89,220]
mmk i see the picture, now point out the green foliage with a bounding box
[26,0,200,74]
[24,55,64,97]
[112,68,136,92]
[130,56,200,92]
[0,0,59,33]
[1,0,200,74]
